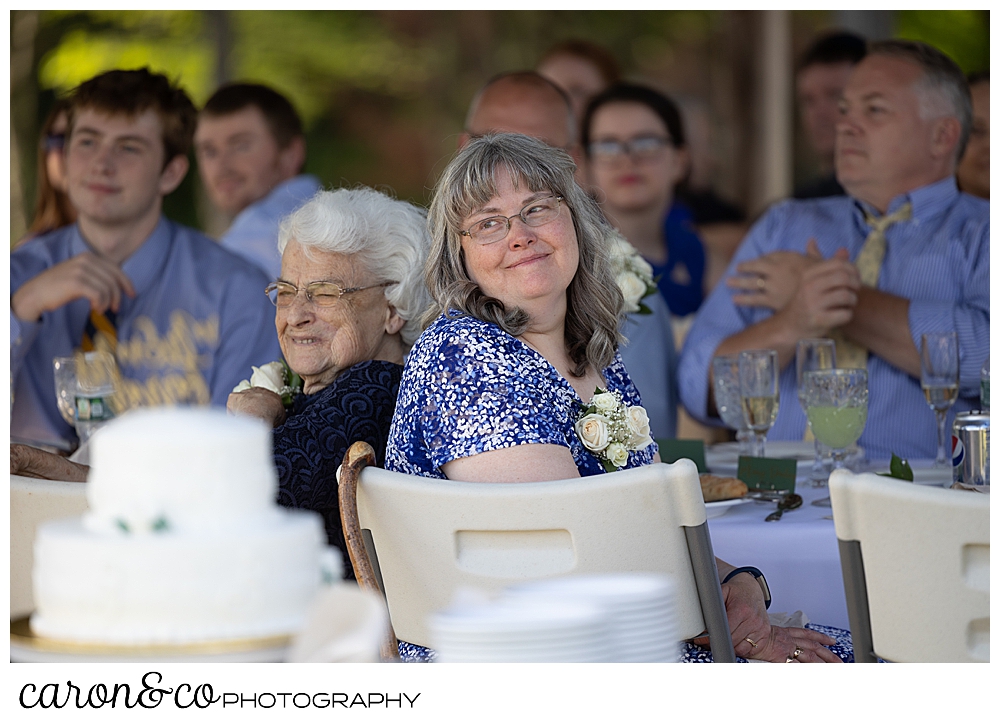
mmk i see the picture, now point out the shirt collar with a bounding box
[851,176,959,230]
[70,216,172,298]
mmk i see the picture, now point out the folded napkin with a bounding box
[285,584,389,663]
[951,482,990,494]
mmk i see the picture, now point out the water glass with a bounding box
[920,332,959,467]
[796,339,836,485]
[712,355,753,456]
[738,349,780,457]
[52,356,78,426]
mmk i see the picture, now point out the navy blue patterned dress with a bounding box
[386,312,658,477]
[273,359,402,579]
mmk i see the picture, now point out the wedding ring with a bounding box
[744,636,758,648]
[785,646,803,662]
[756,277,766,290]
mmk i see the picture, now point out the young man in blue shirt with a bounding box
[11,68,281,449]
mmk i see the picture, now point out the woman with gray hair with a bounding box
[385,133,844,664]
[228,186,431,577]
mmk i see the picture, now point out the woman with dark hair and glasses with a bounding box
[583,83,707,317]
[227,186,432,576]
[23,98,77,242]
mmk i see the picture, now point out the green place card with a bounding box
[657,439,707,474]
[737,456,797,494]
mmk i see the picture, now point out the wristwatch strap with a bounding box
[722,566,771,609]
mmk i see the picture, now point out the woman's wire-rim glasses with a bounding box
[460,195,565,245]
[265,280,397,308]
[588,135,672,162]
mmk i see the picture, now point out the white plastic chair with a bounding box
[338,442,736,662]
[829,470,990,663]
[10,474,89,619]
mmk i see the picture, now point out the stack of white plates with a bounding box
[429,600,614,663]
[503,573,680,662]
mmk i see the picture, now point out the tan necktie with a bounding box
[828,202,912,370]
[804,203,911,441]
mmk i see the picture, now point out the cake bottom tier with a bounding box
[31,510,324,645]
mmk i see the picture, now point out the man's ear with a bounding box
[278,136,306,179]
[930,116,962,164]
[384,304,406,336]
[158,155,189,196]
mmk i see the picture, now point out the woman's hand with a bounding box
[724,573,841,663]
[227,387,287,428]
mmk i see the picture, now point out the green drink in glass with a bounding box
[802,369,868,507]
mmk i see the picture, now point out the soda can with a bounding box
[952,412,989,486]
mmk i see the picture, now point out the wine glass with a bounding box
[712,355,753,456]
[803,369,868,506]
[738,350,779,457]
[52,356,78,426]
[920,332,959,467]
[796,339,836,485]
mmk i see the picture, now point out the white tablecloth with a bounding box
[706,457,954,632]
[707,484,848,629]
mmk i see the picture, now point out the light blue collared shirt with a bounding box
[677,177,989,460]
[11,218,282,447]
[219,174,322,278]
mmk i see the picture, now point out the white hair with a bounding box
[277,187,433,348]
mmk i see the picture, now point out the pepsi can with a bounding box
[952,412,989,487]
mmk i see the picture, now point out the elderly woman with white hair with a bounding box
[228,186,431,576]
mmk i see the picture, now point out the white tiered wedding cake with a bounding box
[31,407,326,645]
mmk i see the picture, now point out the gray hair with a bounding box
[277,187,433,348]
[426,132,625,378]
[868,40,972,161]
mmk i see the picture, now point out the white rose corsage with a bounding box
[232,360,302,408]
[575,387,654,472]
[608,232,657,315]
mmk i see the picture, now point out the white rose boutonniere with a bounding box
[608,232,658,315]
[232,359,303,407]
[574,387,655,472]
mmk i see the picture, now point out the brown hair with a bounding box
[539,39,622,86]
[201,83,303,149]
[68,67,197,165]
[28,98,76,237]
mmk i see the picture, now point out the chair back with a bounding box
[10,474,89,619]
[829,470,989,662]
[342,445,732,659]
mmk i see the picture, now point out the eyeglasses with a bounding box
[265,280,396,308]
[460,195,566,245]
[588,135,672,162]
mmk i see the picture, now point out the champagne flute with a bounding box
[796,339,836,485]
[803,368,868,506]
[712,355,754,456]
[738,350,779,457]
[920,332,959,467]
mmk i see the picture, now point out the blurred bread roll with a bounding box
[699,473,748,502]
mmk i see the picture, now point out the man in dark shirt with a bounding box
[793,31,867,200]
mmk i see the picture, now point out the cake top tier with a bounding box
[85,407,278,534]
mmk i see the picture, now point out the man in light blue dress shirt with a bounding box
[195,83,321,279]
[10,69,281,449]
[459,71,678,438]
[678,41,989,460]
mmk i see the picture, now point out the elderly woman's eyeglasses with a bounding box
[588,135,671,162]
[460,195,565,245]
[265,280,396,308]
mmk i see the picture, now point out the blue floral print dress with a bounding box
[385,312,658,478]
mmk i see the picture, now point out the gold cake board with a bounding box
[10,617,292,662]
